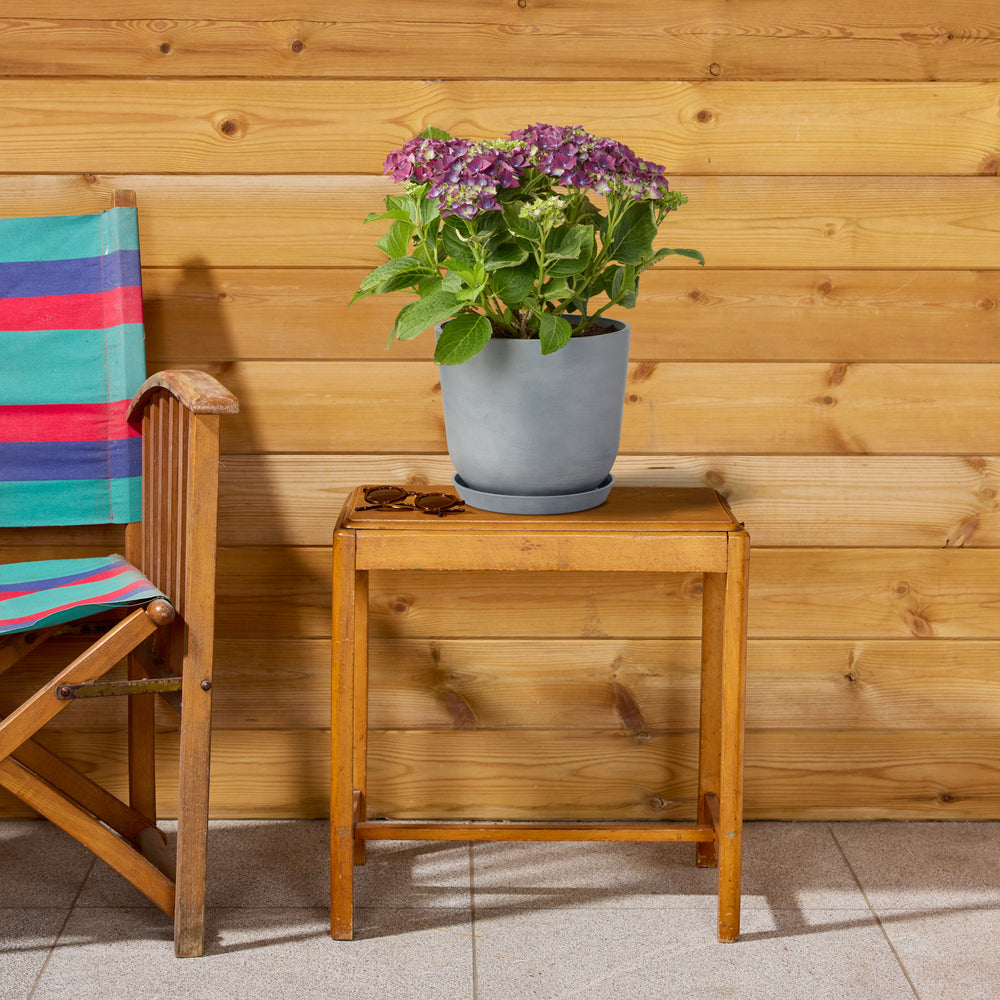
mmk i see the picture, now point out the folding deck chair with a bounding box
[0,190,238,957]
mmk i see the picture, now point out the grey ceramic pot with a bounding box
[436,317,631,514]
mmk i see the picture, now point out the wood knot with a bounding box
[159,41,171,54]
[291,39,304,53]
[979,156,999,176]
[217,114,248,139]
[816,279,834,297]
[708,62,722,77]
[827,362,849,386]
[631,361,657,383]
[695,108,715,124]
[977,297,997,311]
[945,515,979,547]
[704,469,726,487]
[389,596,412,615]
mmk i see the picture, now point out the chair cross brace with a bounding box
[55,676,184,700]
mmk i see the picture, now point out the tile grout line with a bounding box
[26,856,98,1000]
[826,823,922,1000]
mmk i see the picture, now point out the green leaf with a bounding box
[491,261,536,307]
[502,202,542,243]
[441,259,481,289]
[351,256,436,303]
[375,220,413,259]
[418,125,453,140]
[538,313,573,355]
[484,241,528,270]
[659,247,706,266]
[606,201,657,265]
[546,224,591,261]
[441,219,477,264]
[392,289,462,341]
[434,313,493,365]
[547,236,594,277]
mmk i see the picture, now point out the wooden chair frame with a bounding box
[0,191,238,957]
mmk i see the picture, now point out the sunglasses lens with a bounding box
[414,493,462,511]
[365,486,409,503]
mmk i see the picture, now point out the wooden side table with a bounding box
[331,486,749,942]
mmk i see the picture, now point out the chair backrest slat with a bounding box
[0,203,146,526]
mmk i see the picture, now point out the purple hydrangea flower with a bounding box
[382,124,672,218]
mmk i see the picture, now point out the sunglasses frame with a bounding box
[354,485,466,516]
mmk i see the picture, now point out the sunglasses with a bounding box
[354,485,466,516]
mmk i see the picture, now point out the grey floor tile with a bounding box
[0,908,68,1000]
[471,822,866,912]
[30,906,475,1000]
[829,821,1000,909]
[0,820,94,908]
[77,821,473,912]
[471,906,916,1000]
[874,906,1000,1000]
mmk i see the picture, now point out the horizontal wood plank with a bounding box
[143,268,1000,366]
[1,176,998,270]
[4,81,999,175]
[214,360,1000,455]
[4,727,997,820]
[13,637,1000,733]
[213,545,1000,640]
[216,455,1000,548]
[2,4,1000,81]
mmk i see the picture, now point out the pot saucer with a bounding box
[452,474,614,515]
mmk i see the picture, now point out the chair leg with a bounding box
[172,664,213,958]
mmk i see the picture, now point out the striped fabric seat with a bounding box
[0,203,165,633]
[0,555,164,635]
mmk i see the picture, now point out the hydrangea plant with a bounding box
[352,124,703,365]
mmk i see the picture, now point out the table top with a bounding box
[339,485,743,535]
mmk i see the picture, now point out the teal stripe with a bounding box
[0,325,146,403]
[0,554,120,585]
[0,476,142,526]
[0,206,139,263]
[101,207,141,256]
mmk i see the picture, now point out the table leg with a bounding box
[331,530,357,940]
[697,570,723,870]
[353,570,369,866]
[717,530,749,943]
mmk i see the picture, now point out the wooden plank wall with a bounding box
[2,0,1000,821]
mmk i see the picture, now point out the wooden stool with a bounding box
[331,485,749,942]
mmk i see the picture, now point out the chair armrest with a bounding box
[127,370,240,421]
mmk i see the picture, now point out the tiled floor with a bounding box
[2,819,998,999]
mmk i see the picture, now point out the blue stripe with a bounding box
[0,437,141,482]
[0,251,140,299]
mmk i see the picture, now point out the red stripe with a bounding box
[0,579,157,628]
[0,286,142,331]
[0,400,140,443]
